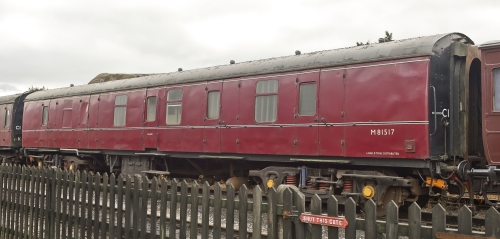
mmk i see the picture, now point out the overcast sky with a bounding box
[0,0,498,96]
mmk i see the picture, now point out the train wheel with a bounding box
[378,186,403,217]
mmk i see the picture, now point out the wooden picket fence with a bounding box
[0,164,499,239]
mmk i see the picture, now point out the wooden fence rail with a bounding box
[0,164,499,239]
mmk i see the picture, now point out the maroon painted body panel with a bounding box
[481,47,500,166]
[22,57,431,160]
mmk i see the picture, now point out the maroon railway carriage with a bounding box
[0,93,28,160]
[14,33,500,210]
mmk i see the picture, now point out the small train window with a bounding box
[255,80,278,123]
[207,91,220,119]
[494,68,500,111]
[42,106,49,126]
[166,89,182,125]
[299,83,317,116]
[114,95,127,127]
[146,97,157,122]
[4,109,10,127]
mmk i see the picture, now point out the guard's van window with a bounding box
[166,89,182,125]
[4,109,11,127]
[494,68,500,111]
[114,95,127,126]
[42,106,49,126]
[207,91,220,119]
[299,83,317,115]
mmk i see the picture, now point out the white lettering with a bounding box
[370,129,395,136]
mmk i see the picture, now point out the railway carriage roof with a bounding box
[0,94,21,105]
[25,33,472,102]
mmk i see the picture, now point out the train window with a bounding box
[4,109,11,127]
[494,68,500,111]
[166,89,182,125]
[207,91,220,119]
[146,97,157,121]
[42,106,49,126]
[255,80,278,123]
[114,95,127,127]
[299,83,317,115]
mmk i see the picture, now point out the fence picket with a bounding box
[239,184,249,239]
[42,167,50,239]
[101,173,109,239]
[386,201,399,239]
[62,170,68,239]
[189,180,199,239]
[432,203,446,239]
[310,194,322,239]
[408,202,421,239]
[5,165,12,238]
[132,175,140,239]
[226,183,235,239]
[267,187,277,239]
[327,195,339,239]
[364,199,377,239]
[160,178,168,239]
[86,172,94,239]
[124,176,132,239]
[141,176,148,239]
[485,207,500,238]
[150,177,158,239]
[213,182,222,239]
[458,205,472,235]
[117,175,124,239]
[68,170,75,239]
[201,181,210,239]
[179,180,188,239]
[345,197,356,239]
[79,171,87,239]
[73,171,81,239]
[18,166,25,239]
[170,178,178,239]
[109,174,116,239]
[282,188,292,239]
[253,185,263,239]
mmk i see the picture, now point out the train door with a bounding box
[295,72,320,155]
[220,79,240,153]
[318,68,345,156]
[143,88,159,149]
[87,94,100,149]
[78,96,90,149]
[480,42,500,165]
[204,81,223,153]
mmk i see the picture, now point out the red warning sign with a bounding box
[299,213,348,228]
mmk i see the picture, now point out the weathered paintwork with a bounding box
[479,40,500,166]
[0,94,21,148]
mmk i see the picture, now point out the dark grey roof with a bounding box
[479,40,500,49]
[0,94,22,105]
[25,32,472,102]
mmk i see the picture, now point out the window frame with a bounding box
[493,68,500,112]
[4,109,11,127]
[206,90,221,120]
[146,96,157,122]
[254,79,279,123]
[41,106,49,126]
[113,95,128,127]
[166,89,183,125]
[298,82,317,116]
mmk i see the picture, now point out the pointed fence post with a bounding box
[213,182,222,239]
[169,178,178,239]
[253,185,263,239]
[267,187,278,239]
[310,194,322,239]
[458,205,472,235]
[327,195,339,239]
[485,207,500,238]
[432,203,446,239]
[345,197,356,239]
[364,199,377,239]
[408,202,421,239]
[226,183,235,239]
[385,201,399,239]
[201,181,210,239]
